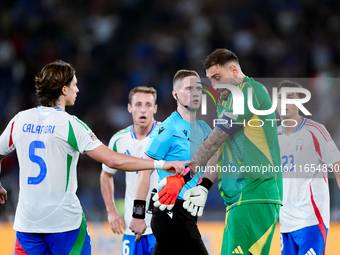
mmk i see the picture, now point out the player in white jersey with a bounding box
[100,86,159,255]
[277,80,340,255]
[0,60,187,255]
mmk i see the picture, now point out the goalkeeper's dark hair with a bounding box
[203,49,239,70]
[278,80,305,99]
[129,86,157,104]
[35,60,75,107]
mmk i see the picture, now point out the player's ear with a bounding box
[61,85,67,96]
[154,104,158,114]
[172,90,177,100]
[127,103,132,113]
[229,64,238,78]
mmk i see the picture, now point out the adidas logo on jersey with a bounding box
[232,245,244,254]
[305,248,316,255]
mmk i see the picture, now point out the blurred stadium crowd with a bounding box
[1,0,340,222]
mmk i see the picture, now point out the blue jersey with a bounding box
[145,111,211,200]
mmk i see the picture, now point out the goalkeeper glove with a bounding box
[183,177,213,217]
[153,165,194,211]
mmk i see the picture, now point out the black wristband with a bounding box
[183,166,195,183]
[198,177,213,191]
[132,200,146,219]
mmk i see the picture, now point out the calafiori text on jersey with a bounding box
[22,123,56,134]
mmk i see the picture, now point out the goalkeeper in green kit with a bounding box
[153,49,283,255]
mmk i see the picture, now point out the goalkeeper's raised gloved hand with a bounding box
[153,165,194,211]
[183,177,213,217]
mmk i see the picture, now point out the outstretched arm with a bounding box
[86,145,187,175]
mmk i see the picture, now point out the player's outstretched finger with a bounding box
[183,200,190,210]
[167,204,174,211]
[187,202,194,213]
[197,207,204,217]
[176,161,190,176]
[135,233,142,242]
[154,200,161,208]
[159,195,171,211]
[154,193,169,209]
[182,161,190,166]
[118,224,125,235]
[191,206,198,217]
[159,203,168,211]
[152,193,159,202]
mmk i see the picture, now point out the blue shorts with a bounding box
[280,223,328,255]
[121,234,156,255]
[15,214,91,255]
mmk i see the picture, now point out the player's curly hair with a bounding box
[203,48,239,70]
[35,60,75,107]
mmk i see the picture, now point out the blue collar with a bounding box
[36,106,63,111]
[282,117,306,134]
[130,120,157,139]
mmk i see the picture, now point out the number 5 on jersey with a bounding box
[28,140,47,185]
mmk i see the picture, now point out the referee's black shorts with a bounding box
[151,199,209,255]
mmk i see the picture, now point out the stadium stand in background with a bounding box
[1,0,340,223]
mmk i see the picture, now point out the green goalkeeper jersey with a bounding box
[216,76,282,211]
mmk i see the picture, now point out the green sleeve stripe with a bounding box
[68,213,87,255]
[112,138,121,152]
[73,116,89,131]
[109,127,130,151]
[68,121,79,151]
[113,126,130,136]
[65,154,72,192]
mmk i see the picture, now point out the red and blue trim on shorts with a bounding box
[15,214,91,255]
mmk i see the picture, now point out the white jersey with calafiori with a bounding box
[102,121,159,235]
[278,118,340,233]
[0,106,102,233]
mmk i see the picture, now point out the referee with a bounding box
[129,70,211,255]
